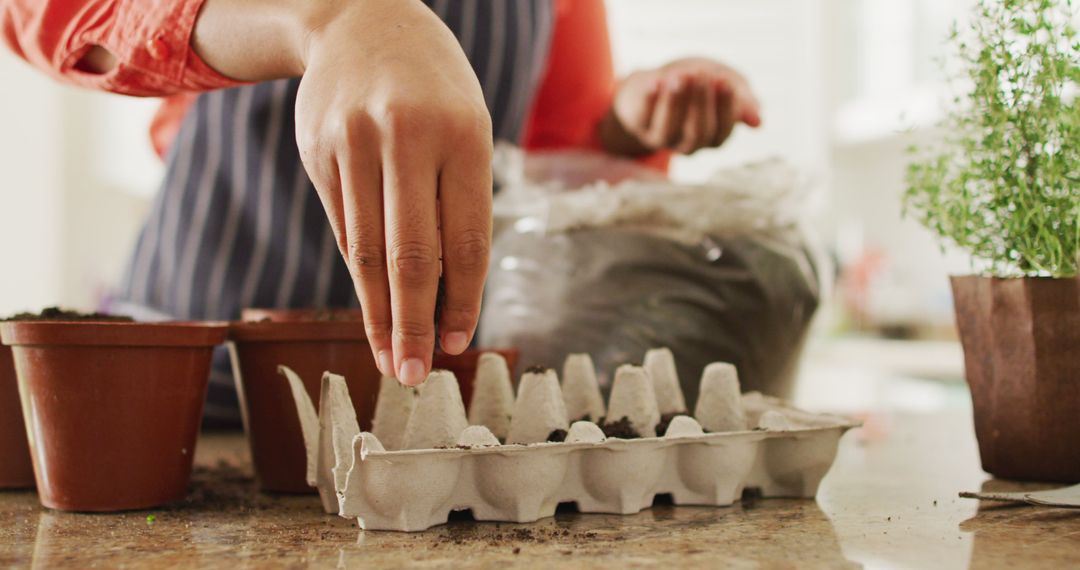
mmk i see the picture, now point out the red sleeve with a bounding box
[1,0,244,97]
[522,0,669,171]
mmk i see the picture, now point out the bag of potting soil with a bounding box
[479,148,828,409]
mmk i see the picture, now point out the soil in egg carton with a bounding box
[546,429,568,443]
[575,413,690,438]
[654,411,688,437]
[600,417,642,439]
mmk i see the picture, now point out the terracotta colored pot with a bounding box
[0,321,227,511]
[951,275,1080,482]
[433,348,520,411]
[0,345,34,489]
[230,308,379,493]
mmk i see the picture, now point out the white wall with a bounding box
[0,54,65,315]
[0,52,158,315]
[607,0,831,181]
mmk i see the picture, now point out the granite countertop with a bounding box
[1,403,1078,568]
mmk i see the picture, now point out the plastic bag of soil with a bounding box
[480,149,827,409]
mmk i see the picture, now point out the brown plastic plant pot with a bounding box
[433,348,519,411]
[230,308,379,493]
[0,344,34,489]
[0,321,227,511]
[951,275,1080,483]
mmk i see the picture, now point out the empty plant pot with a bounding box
[0,320,227,511]
[229,308,379,493]
[433,348,519,412]
[951,275,1080,482]
[0,344,33,489]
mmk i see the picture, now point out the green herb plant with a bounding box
[905,0,1080,277]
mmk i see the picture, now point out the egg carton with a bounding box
[281,348,858,532]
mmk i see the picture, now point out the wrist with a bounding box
[597,106,656,158]
[193,0,316,81]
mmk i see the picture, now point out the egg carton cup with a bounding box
[281,351,858,532]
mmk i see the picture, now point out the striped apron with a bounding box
[112,1,556,427]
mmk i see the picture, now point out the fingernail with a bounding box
[668,76,683,90]
[377,350,394,377]
[443,331,469,355]
[399,358,427,386]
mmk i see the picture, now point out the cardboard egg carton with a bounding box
[282,349,858,532]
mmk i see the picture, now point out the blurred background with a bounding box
[0,0,978,410]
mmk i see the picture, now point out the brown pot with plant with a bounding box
[906,0,1080,482]
[0,310,227,510]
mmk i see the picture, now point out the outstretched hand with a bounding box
[601,57,762,156]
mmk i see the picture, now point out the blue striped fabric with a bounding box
[113,0,556,427]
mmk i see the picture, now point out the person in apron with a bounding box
[3,0,762,427]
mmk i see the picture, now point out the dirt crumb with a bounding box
[164,460,276,512]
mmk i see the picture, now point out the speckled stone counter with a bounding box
[1,406,1078,568]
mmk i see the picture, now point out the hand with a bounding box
[195,0,494,386]
[296,2,493,386]
[600,57,762,156]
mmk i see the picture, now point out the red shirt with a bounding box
[1,0,667,167]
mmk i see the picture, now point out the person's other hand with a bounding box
[601,57,761,156]
[292,0,492,386]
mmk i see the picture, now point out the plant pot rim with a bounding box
[229,320,368,343]
[0,321,228,348]
[239,307,364,322]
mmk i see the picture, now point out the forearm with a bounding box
[191,0,311,81]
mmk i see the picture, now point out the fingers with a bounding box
[621,61,762,154]
[648,75,694,148]
[647,72,758,154]
[436,140,493,356]
[676,75,714,154]
[338,128,395,378]
[710,78,738,148]
[721,72,762,128]
[700,76,719,146]
[634,76,663,135]
[303,147,347,252]
[382,144,441,387]
[736,87,763,128]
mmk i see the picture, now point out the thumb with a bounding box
[737,95,762,128]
